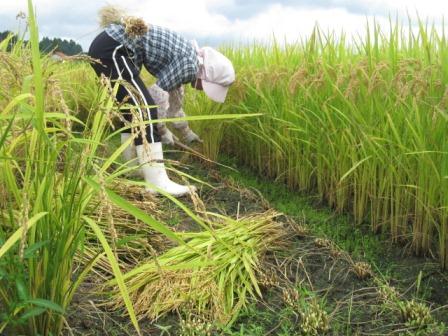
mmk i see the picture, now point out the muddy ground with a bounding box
[64,154,448,336]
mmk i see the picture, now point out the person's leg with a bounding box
[88,33,142,163]
[88,34,140,176]
[88,32,136,148]
[147,84,175,145]
[112,51,195,197]
[167,87,200,143]
[88,32,151,142]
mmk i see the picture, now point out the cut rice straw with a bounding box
[107,210,288,326]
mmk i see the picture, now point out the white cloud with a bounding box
[134,0,232,38]
[375,0,448,18]
[225,4,386,43]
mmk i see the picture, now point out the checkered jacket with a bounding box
[105,24,199,92]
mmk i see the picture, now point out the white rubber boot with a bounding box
[121,133,137,164]
[136,142,195,197]
[121,133,142,177]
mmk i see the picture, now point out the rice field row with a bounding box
[187,22,448,269]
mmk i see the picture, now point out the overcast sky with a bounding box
[0,0,447,51]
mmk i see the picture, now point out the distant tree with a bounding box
[39,36,53,52]
[0,30,11,41]
[0,30,83,55]
[39,36,83,55]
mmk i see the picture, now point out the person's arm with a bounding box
[146,56,198,144]
[167,87,201,143]
[156,56,197,92]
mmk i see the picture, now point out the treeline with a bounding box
[0,31,83,55]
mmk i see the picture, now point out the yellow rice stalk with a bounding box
[82,181,168,275]
[108,210,288,325]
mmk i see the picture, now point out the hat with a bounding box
[198,47,235,103]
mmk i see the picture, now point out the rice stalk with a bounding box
[107,211,289,326]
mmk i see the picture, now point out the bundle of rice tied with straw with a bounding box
[107,210,288,325]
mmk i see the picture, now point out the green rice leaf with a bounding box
[19,307,46,321]
[83,216,142,336]
[0,212,48,259]
[0,93,33,116]
[25,299,64,314]
[339,156,372,184]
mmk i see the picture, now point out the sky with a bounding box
[0,0,447,51]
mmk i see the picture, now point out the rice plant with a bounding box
[186,21,448,269]
[0,1,173,334]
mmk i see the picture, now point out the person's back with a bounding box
[104,23,198,93]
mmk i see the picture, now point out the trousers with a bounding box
[88,31,160,145]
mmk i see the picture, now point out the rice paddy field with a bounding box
[1,1,448,335]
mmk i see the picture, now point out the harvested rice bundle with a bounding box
[83,180,168,274]
[108,210,288,325]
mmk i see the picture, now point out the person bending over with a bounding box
[88,5,235,197]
